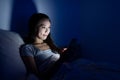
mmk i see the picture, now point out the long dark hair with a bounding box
[26,13,61,53]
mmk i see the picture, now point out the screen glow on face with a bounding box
[37,20,51,40]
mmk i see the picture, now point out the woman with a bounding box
[20,13,67,80]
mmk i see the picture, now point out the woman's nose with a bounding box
[45,29,48,33]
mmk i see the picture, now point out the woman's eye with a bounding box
[42,26,45,29]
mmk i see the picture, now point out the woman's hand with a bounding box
[61,48,68,53]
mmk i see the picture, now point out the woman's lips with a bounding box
[43,34,47,36]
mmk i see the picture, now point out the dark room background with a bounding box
[0,0,120,65]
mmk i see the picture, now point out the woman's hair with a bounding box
[26,13,61,53]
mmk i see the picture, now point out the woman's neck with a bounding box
[34,37,43,44]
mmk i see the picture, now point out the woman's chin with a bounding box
[43,38,47,40]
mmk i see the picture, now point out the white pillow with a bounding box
[0,29,26,80]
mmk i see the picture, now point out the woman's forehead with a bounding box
[37,20,51,26]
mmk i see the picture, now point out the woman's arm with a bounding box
[21,56,41,79]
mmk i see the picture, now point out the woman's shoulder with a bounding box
[20,44,36,56]
[20,44,35,52]
[24,43,32,46]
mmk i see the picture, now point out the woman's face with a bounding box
[36,19,51,40]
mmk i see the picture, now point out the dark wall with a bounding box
[10,0,37,37]
[78,0,120,64]
[51,0,80,47]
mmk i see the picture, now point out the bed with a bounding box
[52,58,120,80]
